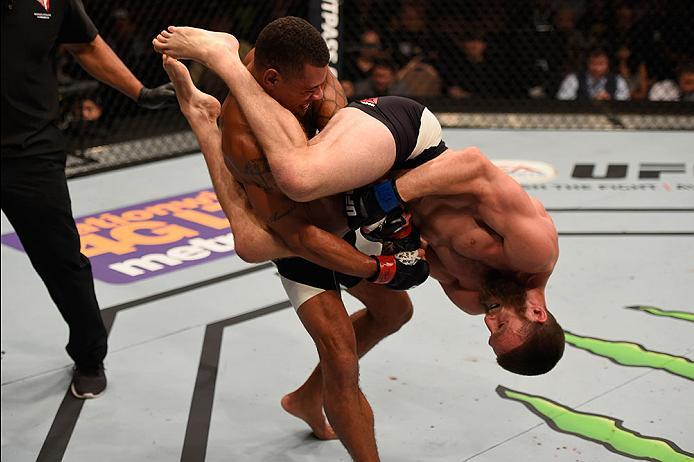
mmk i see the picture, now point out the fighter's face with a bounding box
[484,304,529,356]
[587,55,609,79]
[479,271,530,356]
[266,63,327,116]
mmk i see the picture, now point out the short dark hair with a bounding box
[496,311,565,375]
[254,16,330,77]
[587,47,609,60]
[371,57,396,72]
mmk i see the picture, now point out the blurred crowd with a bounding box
[57,0,694,136]
[340,0,694,101]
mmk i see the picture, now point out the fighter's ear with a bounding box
[262,68,282,88]
[526,305,548,323]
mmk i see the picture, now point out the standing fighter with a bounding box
[152,26,564,376]
[1,0,175,398]
[159,18,427,462]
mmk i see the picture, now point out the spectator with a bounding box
[439,29,501,99]
[615,44,649,100]
[552,6,590,77]
[341,29,384,84]
[386,0,437,67]
[353,58,407,97]
[649,61,694,101]
[578,0,613,47]
[556,47,630,100]
[396,57,442,97]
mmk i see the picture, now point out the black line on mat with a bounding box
[36,393,86,462]
[101,262,275,320]
[38,263,274,462]
[180,300,293,462]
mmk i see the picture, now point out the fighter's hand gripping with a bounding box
[362,210,421,255]
[345,179,405,229]
[368,250,429,291]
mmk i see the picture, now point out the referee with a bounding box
[1,0,175,398]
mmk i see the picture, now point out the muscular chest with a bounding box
[416,198,504,261]
[429,243,489,290]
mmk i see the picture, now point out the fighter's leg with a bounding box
[394,146,489,202]
[282,280,412,441]
[153,27,396,202]
[162,54,291,262]
[295,291,380,461]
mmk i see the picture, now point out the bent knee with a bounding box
[273,161,317,203]
[317,343,360,382]
[372,294,414,333]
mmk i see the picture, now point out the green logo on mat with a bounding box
[497,386,694,462]
[564,331,694,380]
[625,305,694,322]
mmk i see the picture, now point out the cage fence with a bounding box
[65,0,694,178]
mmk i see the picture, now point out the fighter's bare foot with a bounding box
[161,54,220,128]
[281,393,337,440]
[153,26,239,69]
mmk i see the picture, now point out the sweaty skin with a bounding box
[219,52,382,279]
[152,26,559,355]
[404,147,559,353]
[161,51,413,459]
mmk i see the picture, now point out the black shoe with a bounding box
[71,363,107,399]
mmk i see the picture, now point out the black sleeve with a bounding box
[57,0,98,44]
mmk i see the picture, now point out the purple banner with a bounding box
[1,189,237,284]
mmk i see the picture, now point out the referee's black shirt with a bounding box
[1,0,98,158]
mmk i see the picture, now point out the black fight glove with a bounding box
[137,83,177,110]
[345,179,405,229]
[362,210,421,254]
[368,251,429,290]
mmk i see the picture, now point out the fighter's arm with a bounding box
[65,35,143,101]
[420,149,558,273]
[202,156,292,263]
[440,282,485,315]
[355,146,558,273]
[476,187,558,274]
[243,184,379,279]
[180,96,291,263]
[309,69,348,131]
[228,127,378,279]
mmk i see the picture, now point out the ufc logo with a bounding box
[572,163,688,180]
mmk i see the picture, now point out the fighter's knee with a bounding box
[460,146,485,163]
[275,173,315,203]
[373,294,414,334]
[385,304,414,333]
[318,344,359,382]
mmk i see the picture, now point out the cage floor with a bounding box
[2,128,693,462]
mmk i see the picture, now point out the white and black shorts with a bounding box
[274,230,382,310]
[347,96,447,170]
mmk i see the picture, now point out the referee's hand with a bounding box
[137,83,177,109]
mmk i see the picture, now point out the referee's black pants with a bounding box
[1,150,107,368]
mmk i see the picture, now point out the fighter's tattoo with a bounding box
[242,158,276,191]
[269,204,299,223]
[313,74,347,130]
